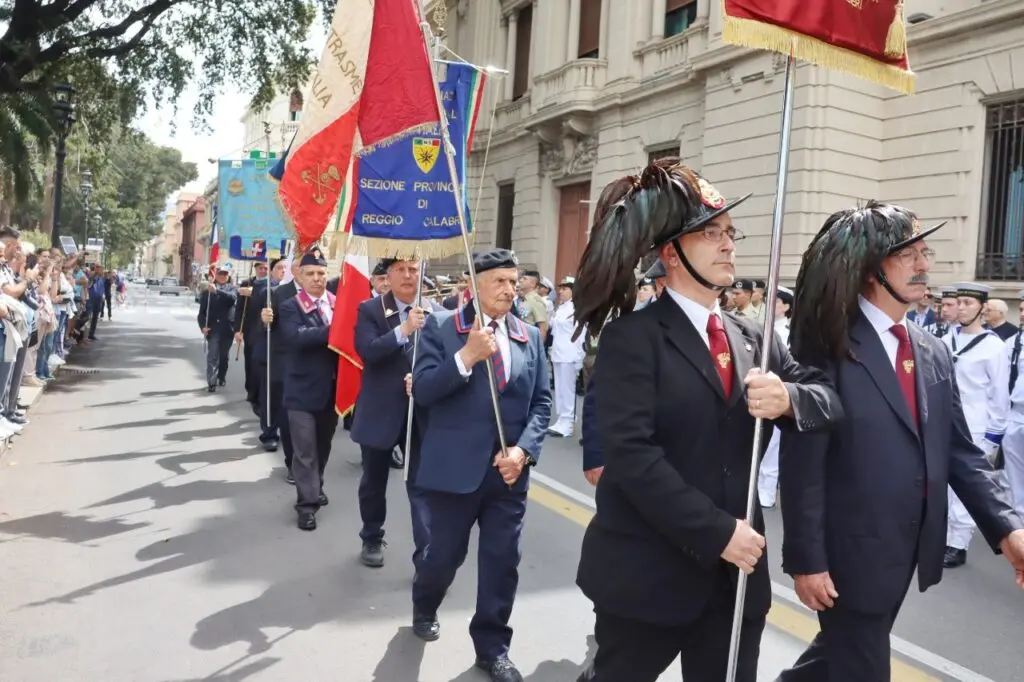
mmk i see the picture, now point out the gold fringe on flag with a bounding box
[344,233,468,260]
[722,15,915,94]
[885,1,907,59]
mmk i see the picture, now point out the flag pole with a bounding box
[403,260,427,483]
[418,16,509,460]
[724,52,796,682]
[264,121,274,424]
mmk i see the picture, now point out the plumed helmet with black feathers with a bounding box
[789,201,946,364]
[572,159,749,339]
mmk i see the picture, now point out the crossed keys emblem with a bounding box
[903,359,914,374]
[717,353,731,369]
[300,163,342,205]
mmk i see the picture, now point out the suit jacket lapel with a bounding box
[381,292,401,331]
[850,314,919,439]
[504,313,529,388]
[908,322,932,433]
[654,296,726,401]
[723,313,755,409]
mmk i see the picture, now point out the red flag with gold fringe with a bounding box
[722,0,915,94]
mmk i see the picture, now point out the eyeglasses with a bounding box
[895,247,936,266]
[703,225,745,243]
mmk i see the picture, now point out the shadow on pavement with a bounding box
[0,511,148,545]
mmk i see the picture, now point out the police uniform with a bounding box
[940,283,1011,567]
[279,248,339,531]
[757,285,794,508]
[197,264,238,392]
[410,249,552,682]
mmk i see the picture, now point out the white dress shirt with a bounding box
[392,296,415,344]
[313,292,333,325]
[858,295,905,369]
[662,286,721,349]
[455,312,512,379]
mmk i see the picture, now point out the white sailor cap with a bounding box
[776,286,794,305]
[937,285,958,299]
[951,282,991,302]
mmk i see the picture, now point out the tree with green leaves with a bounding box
[0,0,330,204]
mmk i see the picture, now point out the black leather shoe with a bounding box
[207,385,216,393]
[218,379,226,387]
[318,492,329,506]
[297,512,316,531]
[262,439,279,452]
[390,449,404,469]
[943,546,966,568]
[476,657,523,682]
[412,611,440,641]
[360,540,385,567]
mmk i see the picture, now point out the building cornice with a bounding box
[908,0,1024,47]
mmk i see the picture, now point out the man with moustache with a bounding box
[279,247,338,530]
[351,257,430,569]
[410,248,551,682]
[779,203,1024,682]
[570,161,843,682]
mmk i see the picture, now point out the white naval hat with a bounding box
[951,282,991,302]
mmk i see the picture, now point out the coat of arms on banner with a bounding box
[413,138,441,174]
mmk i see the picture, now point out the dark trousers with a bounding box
[88,297,102,338]
[104,293,112,318]
[257,366,293,469]
[358,443,430,569]
[778,574,913,682]
[412,468,526,662]
[243,341,258,404]
[288,409,338,514]
[4,345,27,416]
[205,333,231,387]
[583,591,764,682]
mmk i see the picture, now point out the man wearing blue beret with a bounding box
[410,248,552,682]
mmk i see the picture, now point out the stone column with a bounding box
[505,12,519,100]
[651,0,666,40]
[599,0,611,59]
[697,0,710,24]
[567,0,581,62]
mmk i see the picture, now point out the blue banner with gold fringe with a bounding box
[218,157,293,260]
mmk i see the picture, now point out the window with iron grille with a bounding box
[977,97,1024,280]
[648,145,680,165]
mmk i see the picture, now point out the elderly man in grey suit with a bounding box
[779,202,1024,682]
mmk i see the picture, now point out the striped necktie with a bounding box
[489,320,507,391]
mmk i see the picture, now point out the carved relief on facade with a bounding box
[566,135,598,175]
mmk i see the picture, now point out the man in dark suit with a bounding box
[278,248,338,531]
[233,261,268,405]
[410,248,551,682]
[252,258,288,453]
[263,258,302,482]
[569,162,844,682]
[197,264,238,393]
[779,202,1024,682]
[351,257,429,569]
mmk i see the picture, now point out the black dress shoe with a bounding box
[943,546,967,568]
[285,472,295,485]
[297,512,317,531]
[360,540,385,568]
[318,492,329,506]
[207,385,216,393]
[262,439,279,452]
[476,657,523,682]
[218,379,226,387]
[412,611,440,641]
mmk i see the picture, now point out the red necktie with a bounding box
[489,320,507,391]
[889,324,918,428]
[707,313,733,400]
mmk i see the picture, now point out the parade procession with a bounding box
[5,0,1024,681]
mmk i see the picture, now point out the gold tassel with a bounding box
[885,1,907,59]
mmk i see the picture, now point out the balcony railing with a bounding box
[635,27,699,80]
[491,95,531,135]
[531,59,607,113]
[976,252,1024,281]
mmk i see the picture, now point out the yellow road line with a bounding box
[527,483,940,682]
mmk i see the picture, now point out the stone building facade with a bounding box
[426,0,1024,299]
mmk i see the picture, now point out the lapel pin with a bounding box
[744,343,752,352]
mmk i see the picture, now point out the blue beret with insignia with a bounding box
[299,246,326,267]
[472,248,519,274]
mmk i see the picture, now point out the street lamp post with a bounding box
[50,84,75,249]
[80,168,93,251]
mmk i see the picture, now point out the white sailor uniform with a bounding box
[942,328,1011,551]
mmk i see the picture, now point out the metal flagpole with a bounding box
[418,16,509,460]
[264,121,274,423]
[403,261,427,483]
[236,262,255,360]
[725,53,796,682]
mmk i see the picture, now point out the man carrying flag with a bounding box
[279,247,338,531]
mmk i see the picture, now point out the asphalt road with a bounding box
[0,286,1016,681]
